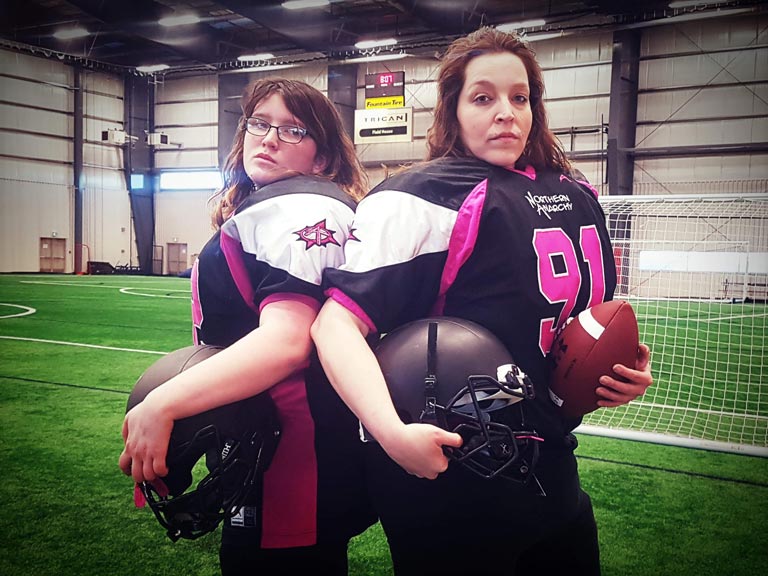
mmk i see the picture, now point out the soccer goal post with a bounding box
[576,193,768,457]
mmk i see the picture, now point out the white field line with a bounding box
[1,281,183,352]
[641,312,768,323]
[697,312,768,323]
[0,335,167,355]
[118,287,190,299]
[20,280,190,299]
[618,400,768,421]
[0,304,36,319]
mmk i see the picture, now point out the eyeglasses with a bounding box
[244,117,309,144]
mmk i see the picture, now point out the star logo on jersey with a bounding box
[294,219,340,249]
[348,228,360,242]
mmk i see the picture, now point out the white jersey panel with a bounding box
[223,192,353,285]
[342,189,458,274]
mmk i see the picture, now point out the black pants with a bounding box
[513,490,600,576]
[367,444,600,576]
[219,541,349,576]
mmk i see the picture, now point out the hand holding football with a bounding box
[547,300,639,418]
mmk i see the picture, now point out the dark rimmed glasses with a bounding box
[244,117,309,144]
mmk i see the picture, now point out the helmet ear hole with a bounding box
[127,345,281,541]
[374,317,542,484]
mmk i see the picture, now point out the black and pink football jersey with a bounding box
[191,175,373,548]
[325,157,617,443]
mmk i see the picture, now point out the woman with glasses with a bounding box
[312,28,653,575]
[119,78,375,575]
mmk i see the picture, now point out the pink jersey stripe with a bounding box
[190,259,202,344]
[220,231,259,313]
[325,287,378,333]
[431,180,487,316]
[510,164,537,180]
[261,373,318,548]
[260,292,321,315]
[576,179,600,198]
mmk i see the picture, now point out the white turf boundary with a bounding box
[0,335,167,355]
[576,424,768,457]
[0,279,188,352]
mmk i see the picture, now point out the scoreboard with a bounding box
[358,70,410,142]
[365,71,405,109]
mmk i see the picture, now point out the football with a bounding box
[547,300,639,418]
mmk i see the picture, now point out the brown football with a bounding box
[547,300,639,418]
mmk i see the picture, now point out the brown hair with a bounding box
[426,27,570,172]
[211,78,367,228]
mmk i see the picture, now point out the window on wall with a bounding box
[159,170,223,190]
[130,174,145,189]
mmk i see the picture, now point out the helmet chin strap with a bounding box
[421,321,439,424]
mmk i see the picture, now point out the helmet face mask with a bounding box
[127,345,281,541]
[374,318,542,484]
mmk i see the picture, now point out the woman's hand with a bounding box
[379,422,463,480]
[596,343,653,408]
[118,298,318,485]
[118,399,173,484]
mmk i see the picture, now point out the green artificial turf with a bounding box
[0,274,765,575]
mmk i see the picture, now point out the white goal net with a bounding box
[577,193,768,456]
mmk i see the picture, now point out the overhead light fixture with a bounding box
[668,1,713,7]
[282,0,330,9]
[237,53,275,61]
[524,31,569,42]
[240,63,298,73]
[497,19,547,32]
[53,27,89,40]
[136,64,170,74]
[343,53,409,64]
[355,38,397,49]
[159,13,201,27]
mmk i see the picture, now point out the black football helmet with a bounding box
[373,317,542,484]
[126,345,281,541]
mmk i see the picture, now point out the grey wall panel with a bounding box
[0,159,72,272]
[155,99,217,126]
[153,149,219,169]
[0,103,71,135]
[0,132,71,162]
[634,14,768,186]
[0,76,71,112]
[154,190,215,274]
[80,166,133,266]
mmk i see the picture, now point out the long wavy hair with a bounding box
[211,78,367,228]
[426,27,570,172]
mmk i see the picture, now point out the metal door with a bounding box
[167,242,188,276]
[40,237,66,273]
